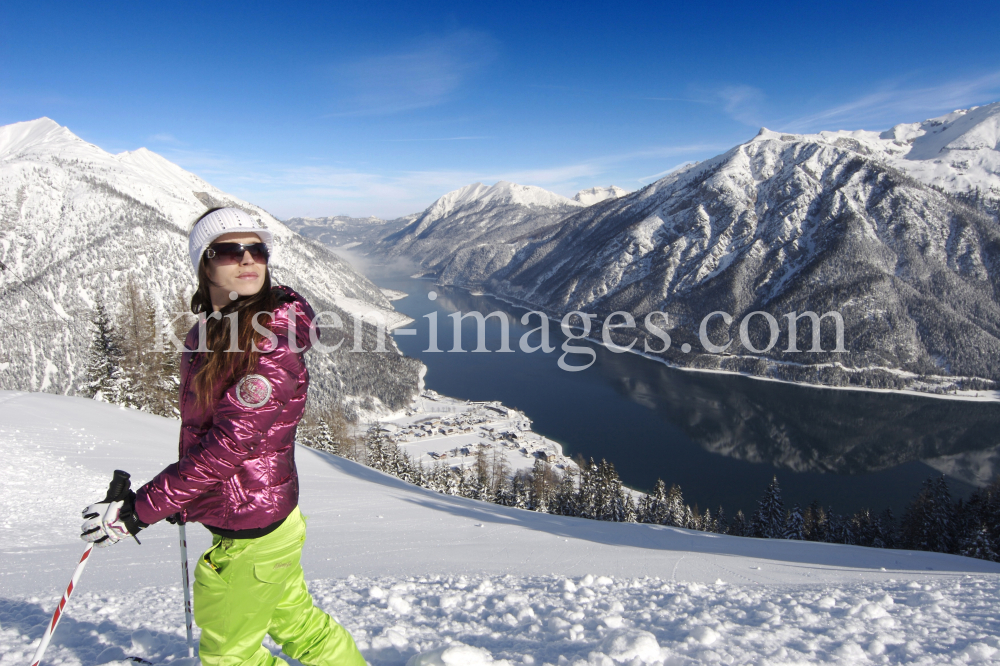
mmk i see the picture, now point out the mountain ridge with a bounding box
[0,118,421,418]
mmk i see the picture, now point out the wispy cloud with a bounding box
[781,70,1000,132]
[380,136,492,142]
[326,30,499,116]
[715,84,766,126]
[148,132,183,145]
[157,140,726,219]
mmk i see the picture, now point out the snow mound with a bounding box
[599,629,664,663]
[406,643,512,666]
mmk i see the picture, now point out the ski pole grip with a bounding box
[102,469,132,503]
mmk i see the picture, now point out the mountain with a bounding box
[283,213,417,249]
[368,104,1000,393]
[0,118,421,417]
[373,181,584,282]
[574,185,630,205]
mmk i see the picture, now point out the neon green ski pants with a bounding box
[193,507,366,666]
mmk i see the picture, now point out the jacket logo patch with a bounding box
[236,374,272,408]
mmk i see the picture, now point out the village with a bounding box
[377,389,576,476]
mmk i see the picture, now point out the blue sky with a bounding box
[3,1,1000,218]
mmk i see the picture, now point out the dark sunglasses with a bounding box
[204,242,270,265]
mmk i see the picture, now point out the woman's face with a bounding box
[205,232,267,308]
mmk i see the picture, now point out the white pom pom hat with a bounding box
[189,208,274,274]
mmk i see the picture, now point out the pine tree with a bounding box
[715,507,729,535]
[902,476,956,553]
[729,510,748,537]
[665,484,686,527]
[753,476,785,538]
[961,525,998,562]
[83,300,127,404]
[784,505,805,540]
[576,458,598,519]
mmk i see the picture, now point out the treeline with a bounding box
[82,275,192,417]
[299,420,1000,564]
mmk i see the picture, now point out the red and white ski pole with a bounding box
[29,543,95,666]
[31,470,132,666]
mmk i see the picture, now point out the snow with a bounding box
[422,182,583,223]
[747,101,1000,197]
[2,390,1000,665]
[573,186,630,206]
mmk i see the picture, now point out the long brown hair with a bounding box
[189,209,280,408]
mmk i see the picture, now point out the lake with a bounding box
[361,264,1000,518]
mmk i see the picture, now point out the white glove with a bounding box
[81,500,133,547]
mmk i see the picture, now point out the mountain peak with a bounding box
[423,181,581,220]
[0,117,82,158]
[574,185,630,205]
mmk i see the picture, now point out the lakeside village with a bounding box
[375,389,573,475]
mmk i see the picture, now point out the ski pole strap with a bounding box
[30,543,95,666]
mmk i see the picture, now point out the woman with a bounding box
[81,207,366,666]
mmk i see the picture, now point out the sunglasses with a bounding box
[204,242,270,265]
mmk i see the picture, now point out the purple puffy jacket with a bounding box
[135,285,317,533]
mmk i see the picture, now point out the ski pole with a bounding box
[31,470,132,666]
[29,543,94,666]
[178,522,195,658]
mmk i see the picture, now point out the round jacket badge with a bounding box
[236,374,272,408]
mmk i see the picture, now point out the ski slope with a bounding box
[1,391,999,665]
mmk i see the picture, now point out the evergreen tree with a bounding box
[961,525,998,562]
[784,505,805,540]
[715,507,729,535]
[83,300,127,404]
[902,476,956,553]
[729,510,748,537]
[753,476,785,538]
[640,479,668,524]
[664,484,686,527]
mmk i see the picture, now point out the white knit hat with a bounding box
[188,208,274,273]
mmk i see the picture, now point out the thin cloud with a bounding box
[148,133,183,145]
[716,84,767,126]
[380,136,492,142]
[326,30,499,117]
[159,141,726,219]
[782,70,1000,132]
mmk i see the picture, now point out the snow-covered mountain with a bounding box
[372,181,584,283]
[0,118,420,416]
[284,213,417,249]
[574,185,630,205]
[364,103,1000,393]
[4,390,999,665]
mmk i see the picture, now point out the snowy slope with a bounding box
[0,118,421,415]
[2,391,999,665]
[574,186,630,206]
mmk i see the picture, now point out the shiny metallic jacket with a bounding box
[135,286,316,531]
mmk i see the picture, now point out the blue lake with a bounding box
[364,267,999,518]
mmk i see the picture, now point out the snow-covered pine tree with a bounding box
[83,300,127,404]
[551,474,579,517]
[665,484,685,527]
[729,510,748,537]
[961,525,998,562]
[753,476,785,538]
[576,458,598,519]
[784,505,805,540]
[715,507,729,535]
[640,479,667,524]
